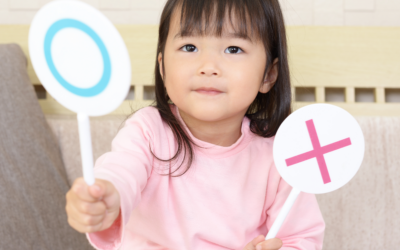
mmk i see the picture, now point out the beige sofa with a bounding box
[45,114,400,249]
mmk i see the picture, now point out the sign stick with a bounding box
[77,113,95,186]
[265,187,301,240]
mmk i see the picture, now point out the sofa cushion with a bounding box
[316,116,400,249]
[45,114,127,186]
[0,43,94,250]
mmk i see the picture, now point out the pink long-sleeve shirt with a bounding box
[86,104,325,250]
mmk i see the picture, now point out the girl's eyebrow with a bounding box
[173,32,254,44]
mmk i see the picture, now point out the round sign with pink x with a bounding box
[265,103,365,240]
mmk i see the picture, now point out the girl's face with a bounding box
[158,8,278,123]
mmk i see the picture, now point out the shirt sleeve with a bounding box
[85,109,155,250]
[265,176,326,250]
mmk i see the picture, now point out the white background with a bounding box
[0,0,400,26]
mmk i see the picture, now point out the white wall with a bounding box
[0,0,167,24]
[280,0,400,26]
[0,0,399,26]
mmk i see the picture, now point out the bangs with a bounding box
[174,0,265,44]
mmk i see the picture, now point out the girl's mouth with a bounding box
[195,90,223,95]
[194,87,223,96]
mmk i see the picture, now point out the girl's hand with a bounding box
[243,235,283,250]
[65,177,121,233]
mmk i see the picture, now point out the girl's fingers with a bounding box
[243,235,265,250]
[72,179,100,203]
[256,238,283,250]
[73,199,107,216]
[68,201,106,227]
[67,215,103,233]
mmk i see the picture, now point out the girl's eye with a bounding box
[180,45,244,54]
[181,45,197,52]
[225,46,244,54]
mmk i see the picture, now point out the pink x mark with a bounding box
[285,119,352,184]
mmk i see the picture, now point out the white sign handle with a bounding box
[265,187,301,240]
[77,113,95,186]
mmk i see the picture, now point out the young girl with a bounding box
[66,0,325,249]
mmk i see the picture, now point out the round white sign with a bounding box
[273,104,365,194]
[29,0,131,116]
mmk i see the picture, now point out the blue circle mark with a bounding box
[44,19,111,97]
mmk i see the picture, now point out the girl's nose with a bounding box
[198,57,220,77]
[200,69,218,77]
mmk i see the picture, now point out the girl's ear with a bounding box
[158,52,164,80]
[259,58,279,94]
